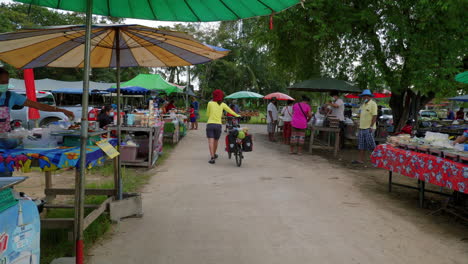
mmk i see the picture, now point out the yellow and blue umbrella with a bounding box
[0,24,229,68]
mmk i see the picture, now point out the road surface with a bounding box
[89,125,468,264]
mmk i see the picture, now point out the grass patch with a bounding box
[40,143,176,263]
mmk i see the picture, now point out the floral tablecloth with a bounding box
[0,139,117,173]
[371,144,468,194]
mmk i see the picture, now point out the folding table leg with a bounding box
[418,180,425,208]
[388,171,392,192]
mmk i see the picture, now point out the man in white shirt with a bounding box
[327,91,345,148]
[267,97,278,142]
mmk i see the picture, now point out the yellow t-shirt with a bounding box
[359,100,378,129]
[206,101,239,124]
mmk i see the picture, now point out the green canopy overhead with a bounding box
[14,0,303,22]
[288,77,361,93]
[225,91,264,99]
[455,71,468,84]
[112,74,183,95]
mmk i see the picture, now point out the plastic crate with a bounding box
[120,145,139,162]
[0,188,17,213]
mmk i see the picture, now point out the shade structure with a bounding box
[0,24,230,69]
[111,74,183,95]
[51,87,109,94]
[225,91,264,99]
[107,86,149,95]
[448,95,468,102]
[264,92,294,101]
[345,93,391,99]
[455,71,468,84]
[14,0,302,22]
[288,78,361,93]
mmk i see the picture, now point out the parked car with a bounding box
[419,110,439,120]
[379,108,393,121]
[9,90,70,128]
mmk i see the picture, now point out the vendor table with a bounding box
[309,126,341,157]
[107,125,162,168]
[0,139,117,230]
[371,144,468,207]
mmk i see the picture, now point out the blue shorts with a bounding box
[358,129,376,150]
[190,117,196,123]
[206,124,222,140]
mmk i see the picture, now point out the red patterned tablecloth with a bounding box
[371,144,468,194]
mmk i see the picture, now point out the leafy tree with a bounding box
[250,0,467,131]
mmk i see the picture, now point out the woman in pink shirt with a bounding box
[290,95,313,155]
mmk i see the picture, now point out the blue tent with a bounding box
[107,86,149,95]
[448,95,468,102]
[51,88,108,94]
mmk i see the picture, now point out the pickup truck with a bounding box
[9,90,71,128]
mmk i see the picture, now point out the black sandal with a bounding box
[209,158,215,164]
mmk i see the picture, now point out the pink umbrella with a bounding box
[345,92,391,99]
[264,92,295,101]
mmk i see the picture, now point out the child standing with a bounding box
[189,105,196,130]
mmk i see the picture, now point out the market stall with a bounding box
[0,131,118,229]
[288,77,362,156]
[371,133,468,208]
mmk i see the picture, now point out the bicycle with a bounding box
[226,117,243,167]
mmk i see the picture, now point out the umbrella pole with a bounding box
[185,66,190,108]
[75,0,93,263]
[116,28,123,200]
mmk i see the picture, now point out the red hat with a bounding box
[212,89,224,102]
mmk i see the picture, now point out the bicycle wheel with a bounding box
[235,145,242,167]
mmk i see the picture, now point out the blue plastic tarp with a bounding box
[448,95,468,102]
[107,86,149,95]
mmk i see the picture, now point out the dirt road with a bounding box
[89,125,468,264]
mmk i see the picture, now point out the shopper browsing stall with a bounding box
[189,105,196,130]
[327,91,345,148]
[191,97,199,130]
[206,89,240,164]
[267,97,278,142]
[281,100,294,144]
[353,89,377,164]
[290,96,312,155]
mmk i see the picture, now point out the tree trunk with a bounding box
[390,89,435,133]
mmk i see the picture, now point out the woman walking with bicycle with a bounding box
[206,89,240,164]
[290,95,313,155]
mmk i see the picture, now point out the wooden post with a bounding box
[44,171,55,202]
[309,128,315,153]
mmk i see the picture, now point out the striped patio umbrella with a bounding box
[0,24,229,68]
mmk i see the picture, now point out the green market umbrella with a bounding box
[455,71,468,84]
[15,0,303,22]
[288,77,361,93]
[226,91,264,99]
[111,74,183,95]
